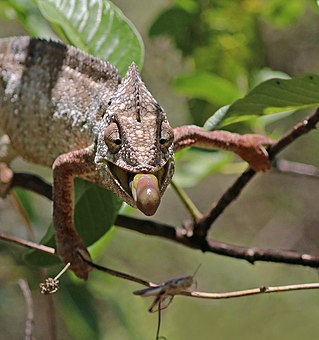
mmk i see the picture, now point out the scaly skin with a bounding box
[0,37,273,279]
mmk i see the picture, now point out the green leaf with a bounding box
[13,188,37,221]
[262,0,306,26]
[24,179,122,266]
[176,0,198,13]
[205,74,319,127]
[174,149,232,187]
[73,179,122,245]
[149,6,196,55]
[251,67,290,87]
[174,73,241,106]
[57,280,100,339]
[36,0,144,75]
[203,105,230,131]
[2,0,56,38]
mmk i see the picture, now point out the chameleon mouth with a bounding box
[107,161,171,216]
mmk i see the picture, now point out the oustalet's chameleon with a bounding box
[0,36,273,279]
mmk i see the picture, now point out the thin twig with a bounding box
[18,279,34,340]
[83,257,319,301]
[273,159,319,178]
[80,254,154,287]
[10,190,57,340]
[193,168,256,237]
[193,107,319,237]
[170,180,203,219]
[0,232,56,254]
[180,282,319,299]
[40,263,71,295]
[54,263,70,280]
[268,109,319,157]
[0,232,153,288]
[4,234,319,304]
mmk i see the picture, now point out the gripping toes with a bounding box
[237,134,274,172]
[56,235,93,280]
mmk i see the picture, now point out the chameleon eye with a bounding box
[159,122,174,149]
[104,122,122,153]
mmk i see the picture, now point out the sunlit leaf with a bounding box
[176,0,198,13]
[205,74,319,127]
[36,0,144,74]
[2,0,56,38]
[174,73,241,106]
[251,67,290,87]
[262,0,306,26]
[203,105,230,131]
[149,6,196,55]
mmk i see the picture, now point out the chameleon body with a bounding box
[0,36,273,279]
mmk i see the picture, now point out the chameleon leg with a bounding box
[52,145,96,280]
[173,126,274,172]
[0,134,16,197]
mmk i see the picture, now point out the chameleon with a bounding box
[0,36,273,279]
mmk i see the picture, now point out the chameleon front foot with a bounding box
[173,126,274,172]
[56,234,93,280]
[235,134,274,172]
[0,162,13,198]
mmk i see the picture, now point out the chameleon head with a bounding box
[95,63,175,216]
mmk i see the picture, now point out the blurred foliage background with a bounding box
[1,0,319,339]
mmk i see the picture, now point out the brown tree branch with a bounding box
[268,109,319,157]
[3,174,319,269]
[193,168,256,237]
[115,215,319,267]
[12,173,52,200]
[193,107,319,237]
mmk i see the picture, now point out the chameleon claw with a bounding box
[56,234,93,280]
[131,174,160,216]
[236,134,274,172]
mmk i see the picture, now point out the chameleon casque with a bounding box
[0,36,273,279]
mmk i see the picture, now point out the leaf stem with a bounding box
[170,180,202,220]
